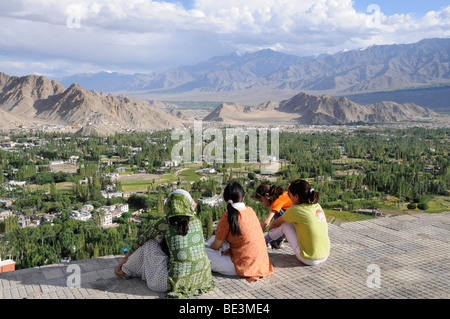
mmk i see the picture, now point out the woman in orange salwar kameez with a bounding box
[206,181,273,282]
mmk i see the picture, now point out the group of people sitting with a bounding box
[115,179,331,298]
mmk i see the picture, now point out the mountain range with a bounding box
[0,72,440,135]
[60,38,450,108]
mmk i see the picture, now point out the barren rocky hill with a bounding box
[203,92,439,125]
[0,72,192,134]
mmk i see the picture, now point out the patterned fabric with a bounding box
[122,238,169,292]
[215,206,274,282]
[128,190,214,299]
[164,189,196,218]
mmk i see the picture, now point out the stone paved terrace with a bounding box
[1,212,449,300]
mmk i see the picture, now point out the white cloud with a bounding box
[0,60,50,76]
[0,0,449,77]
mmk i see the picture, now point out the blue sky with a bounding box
[161,0,450,16]
[352,0,450,16]
[0,0,449,78]
[161,0,195,10]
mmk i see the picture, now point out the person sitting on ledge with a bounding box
[115,189,214,299]
[206,181,273,282]
[253,183,293,249]
[267,179,330,266]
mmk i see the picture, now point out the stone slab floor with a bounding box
[1,212,449,300]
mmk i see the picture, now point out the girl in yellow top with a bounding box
[268,179,330,266]
[254,184,293,249]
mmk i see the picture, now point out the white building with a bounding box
[198,195,224,207]
[17,215,30,228]
[92,203,128,225]
[164,160,179,168]
[49,160,66,165]
[116,204,129,213]
[8,181,26,187]
[0,199,13,208]
[79,178,89,185]
[102,172,120,181]
[111,210,123,220]
[99,211,112,227]
[104,185,116,192]
[68,156,79,164]
[101,191,124,199]
[70,210,92,222]
[0,210,12,221]
[0,142,15,148]
[82,204,94,212]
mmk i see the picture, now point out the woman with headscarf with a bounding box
[115,189,215,299]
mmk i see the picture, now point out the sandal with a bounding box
[115,266,132,280]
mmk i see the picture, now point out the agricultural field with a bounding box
[119,173,162,192]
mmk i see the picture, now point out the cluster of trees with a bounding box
[0,218,138,270]
[278,128,449,202]
[0,131,173,192]
[406,196,430,210]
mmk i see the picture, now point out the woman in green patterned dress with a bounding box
[116,189,215,298]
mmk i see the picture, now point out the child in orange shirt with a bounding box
[253,184,293,249]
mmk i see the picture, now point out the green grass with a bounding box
[324,209,375,223]
[55,182,74,190]
[378,204,399,209]
[181,175,201,182]
[180,169,198,176]
[121,182,152,192]
[119,167,207,191]
[338,158,364,164]
[426,209,450,214]
[425,197,450,212]
[178,168,202,182]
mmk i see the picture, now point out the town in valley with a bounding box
[0,119,449,271]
